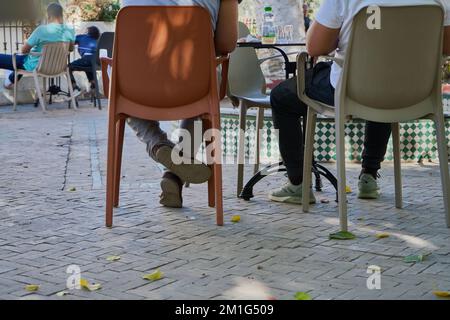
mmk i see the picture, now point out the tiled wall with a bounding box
[220,100,450,164]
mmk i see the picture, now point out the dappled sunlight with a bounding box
[357,225,439,249]
[392,233,439,250]
[145,17,169,59]
[224,278,273,300]
[170,40,195,81]
[324,217,439,249]
[323,217,342,227]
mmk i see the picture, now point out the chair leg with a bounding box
[113,118,126,208]
[237,102,247,197]
[254,107,264,174]
[106,114,117,228]
[434,114,450,228]
[66,71,78,110]
[94,70,102,110]
[302,108,317,213]
[204,118,215,208]
[33,75,46,112]
[13,73,18,111]
[336,112,348,232]
[392,123,403,209]
[212,113,224,226]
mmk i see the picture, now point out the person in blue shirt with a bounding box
[69,26,101,93]
[1,3,75,89]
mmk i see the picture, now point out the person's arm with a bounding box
[21,25,41,54]
[306,21,340,57]
[21,42,32,54]
[214,0,239,55]
[444,26,450,55]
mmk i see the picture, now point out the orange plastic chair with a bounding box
[103,6,228,227]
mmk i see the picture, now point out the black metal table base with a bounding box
[239,162,338,202]
[34,84,79,109]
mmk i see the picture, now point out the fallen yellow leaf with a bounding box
[143,269,164,282]
[106,255,121,262]
[433,291,450,298]
[294,292,312,300]
[25,285,39,292]
[231,215,241,223]
[56,291,70,297]
[80,279,102,291]
[345,186,352,194]
[376,233,390,239]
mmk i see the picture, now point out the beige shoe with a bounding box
[155,146,211,184]
[160,172,183,208]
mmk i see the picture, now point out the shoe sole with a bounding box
[156,147,211,184]
[357,190,380,200]
[268,195,317,205]
[160,178,182,208]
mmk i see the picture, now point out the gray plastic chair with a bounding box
[298,5,450,231]
[13,42,77,112]
[228,22,272,197]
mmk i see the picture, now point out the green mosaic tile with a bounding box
[173,99,450,163]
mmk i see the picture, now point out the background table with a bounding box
[237,42,306,79]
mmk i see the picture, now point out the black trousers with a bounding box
[69,56,95,86]
[270,62,392,185]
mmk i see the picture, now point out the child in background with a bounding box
[69,26,101,96]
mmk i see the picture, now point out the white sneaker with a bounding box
[3,75,13,90]
[65,87,83,101]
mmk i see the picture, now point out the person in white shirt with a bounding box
[121,0,240,208]
[269,0,450,205]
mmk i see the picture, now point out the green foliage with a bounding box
[98,0,120,22]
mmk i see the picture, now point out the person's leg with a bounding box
[358,121,392,199]
[0,54,25,88]
[362,121,392,174]
[270,76,307,186]
[127,117,175,161]
[127,117,210,205]
[159,117,209,208]
[68,58,89,90]
[269,62,334,204]
[0,54,15,71]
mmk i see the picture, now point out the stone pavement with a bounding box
[1,101,450,300]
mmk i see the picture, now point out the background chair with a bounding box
[298,5,450,231]
[13,42,77,112]
[105,6,226,227]
[230,22,297,197]
[71,32,114,110]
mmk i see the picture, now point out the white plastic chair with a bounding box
[298,5,450,231]
[13,42,77,112]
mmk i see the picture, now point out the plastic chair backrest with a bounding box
[36,42,70,76]
[341,5,444,121]
[112,6,216,109]
[228,22,266,98]
[95,32,115,66]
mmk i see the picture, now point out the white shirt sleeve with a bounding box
[315,0,344,29]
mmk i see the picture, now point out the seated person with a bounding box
[121,0,240,208]
[269,0,450,204]
[69,26,101,95]
[0,3,75,90]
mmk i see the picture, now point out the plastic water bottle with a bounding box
[262,6,276,44]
